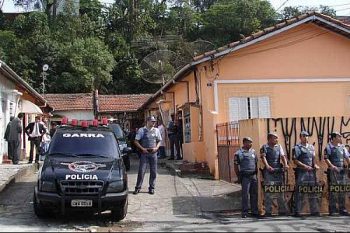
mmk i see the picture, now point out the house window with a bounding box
[229,96,270,122]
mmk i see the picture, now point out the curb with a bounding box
[158,160,181,177]
[0,164,36,193]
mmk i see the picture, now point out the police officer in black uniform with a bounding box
[234,137,258,218]
[261,132,289,216]
[324,132,350,216]
[293,131,320,217]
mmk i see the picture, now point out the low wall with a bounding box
[239,116,350,215]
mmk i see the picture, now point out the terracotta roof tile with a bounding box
[43,93,93,111]
[44,93,152,112]
[98,94,152,112]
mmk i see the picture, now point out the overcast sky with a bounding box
[99,0,350,16]
[1,0,349,16]
[268,0,350,16]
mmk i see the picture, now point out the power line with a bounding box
[276,0,291,11]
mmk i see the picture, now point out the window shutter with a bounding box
[250,97,259,119]
[229,97,249,122]
[258,96,271,118]
[239,97,248,120]
[229,97,240,123]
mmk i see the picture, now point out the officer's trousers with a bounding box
[241,174,258,215]
[295,170,319,214]
[328,169,347,213]
[263,169,287,215]
[135,153,157,190]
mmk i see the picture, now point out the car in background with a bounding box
[108,123,131,171]
[33,120,129,221]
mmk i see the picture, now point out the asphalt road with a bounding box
[0,157,350,232]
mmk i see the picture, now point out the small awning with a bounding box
[19,99,43,114]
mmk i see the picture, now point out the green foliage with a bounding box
[0,0,337,95]
[200,0,276,46]
[280,5,336,19]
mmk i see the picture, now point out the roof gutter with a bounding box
[139,63,194,110]
[0,60,47,105]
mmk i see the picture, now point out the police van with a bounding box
[33,118,130,221]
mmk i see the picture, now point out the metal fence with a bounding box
[216,122,240,183]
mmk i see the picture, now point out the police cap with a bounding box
[243,137,253,143]
[147,116,157,122]
[268,132,278,138]
[330,132,341,138]
[300,131,309,137]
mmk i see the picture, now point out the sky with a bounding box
[1,0,349,16]
[268,0,350,16]
[99,0,350,16]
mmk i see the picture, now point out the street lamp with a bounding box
[41,64,49,94]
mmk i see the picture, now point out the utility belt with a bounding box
[239,170,257,176]
[264,167,285,174]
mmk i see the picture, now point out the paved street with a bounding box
[0,156,349,232]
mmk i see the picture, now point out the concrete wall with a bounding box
[52,110,94,121]
[198,23,350,178]
[145,22,350,178]
[239,117,350,215]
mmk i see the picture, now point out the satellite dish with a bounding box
[140,50,186,85]
[42,64,49,72]
[185,39,215,57]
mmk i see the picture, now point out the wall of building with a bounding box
[197,23,350,178]
[238,117,350,214]
[0,76,18,163]
[52,110,94,121]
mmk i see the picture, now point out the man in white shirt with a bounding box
[157,119,166,159]
[25,116,46,163]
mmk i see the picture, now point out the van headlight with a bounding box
[107,180,124,193]
[40,181,56,192]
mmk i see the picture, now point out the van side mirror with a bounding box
[122,147,132,154]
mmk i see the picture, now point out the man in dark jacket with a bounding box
[4,116,14,160]
[6,114,24,164]
[25,116,46,163]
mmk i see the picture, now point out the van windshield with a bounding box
[109,124,124,140]
[49,131,120,158]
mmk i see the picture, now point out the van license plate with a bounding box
[71,200,93,207]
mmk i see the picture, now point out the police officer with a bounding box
[324,132,350,216]
[261,132,289,216]
[133,116,162,195]
[234,137,258,218]
[293,131,320,217]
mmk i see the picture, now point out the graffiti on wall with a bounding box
[267,117,350,161]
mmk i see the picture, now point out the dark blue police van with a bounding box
[33,119,129,221]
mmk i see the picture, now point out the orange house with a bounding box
[141,12,350,178]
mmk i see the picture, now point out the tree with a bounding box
[280,5,336,19]
[200,0,277,46]
[50,38,115,93]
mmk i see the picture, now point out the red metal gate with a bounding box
[216,122,240,183]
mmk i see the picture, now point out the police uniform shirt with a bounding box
[135,126,162,146]
[324,143,350,161]
[293,143,315,161]
[234,148,258,171]
[260,144,285,157]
